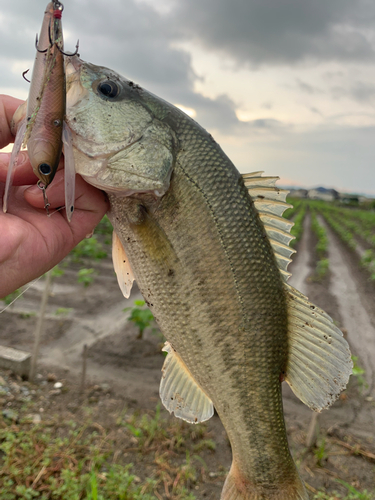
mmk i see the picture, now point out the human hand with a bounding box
[0,94,109,299]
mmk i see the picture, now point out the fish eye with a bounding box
[97,80,120,99]
[39,163,52,175]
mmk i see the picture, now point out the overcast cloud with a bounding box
[0,0,374,193]
[168,0,375,66]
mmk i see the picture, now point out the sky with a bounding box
[1,0,375,194]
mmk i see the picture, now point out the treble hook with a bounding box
[37,181,51,216]
[58,39,80,57]
[48,15,80,57]
[22,69,30,83]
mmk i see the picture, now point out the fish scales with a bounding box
[108,117,301,489]
[65,57,352,499]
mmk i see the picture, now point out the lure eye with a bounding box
[39,163,52,175]
[97,80,120,99]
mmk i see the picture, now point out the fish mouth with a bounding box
[65,55,87,107]
[65,54,83,76]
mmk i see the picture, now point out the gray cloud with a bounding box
[0,0,267,135]
[295,79,322,95]
[261,101,273,110]
[1,0,374,152]
[167,0,375,66]
[234,124,375,194]
[330,81,375,103]
[350,82,375,103]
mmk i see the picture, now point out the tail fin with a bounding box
[221,463,308,500]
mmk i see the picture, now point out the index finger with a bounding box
[0,94,25,149]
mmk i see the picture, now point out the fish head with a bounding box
[65,56,175,197]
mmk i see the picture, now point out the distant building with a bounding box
[339,193,359,204]
[308,187,339,201]
[288,188,308,198]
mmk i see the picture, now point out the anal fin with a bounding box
[160,342,214,424]
[112,231,135,298]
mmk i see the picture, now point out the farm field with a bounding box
[0,202,375,499]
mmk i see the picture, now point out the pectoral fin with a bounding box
[285,284,352,411]
[160,342,214,424]
[112,231,135,298]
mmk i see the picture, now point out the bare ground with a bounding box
[0,218,375,498]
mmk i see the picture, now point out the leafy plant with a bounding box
[2,288,22,306]
[351,356,368,392]
[51,265,65,278]
[335,480,373,500]
[55,307,73,316]
[290,202,307,248]
[77,268,96,287]
[314,480,374,499]
[315,258,330,280]
[124,299,155,339]
[94,215,113,245]
[71,236,107,262]
[314,438,328,466]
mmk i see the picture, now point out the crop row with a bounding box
[310,201,375,249]
[309,200,375,281]
[286,199,307,248]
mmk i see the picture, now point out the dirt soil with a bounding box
[1,218,375,498]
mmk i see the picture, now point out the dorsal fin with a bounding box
[243,172,295,281]
[243,172,352,411]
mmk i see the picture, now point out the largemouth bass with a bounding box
[65,55,352,500]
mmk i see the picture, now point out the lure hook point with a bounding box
[35,33,48,53]
[22,69,30,83]
[58,39,79,57]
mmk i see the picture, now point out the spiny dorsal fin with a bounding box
[242,172,294,281]
[112,231,135,298]
[160,342,214,424]
[284,284,352,411]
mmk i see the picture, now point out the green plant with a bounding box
[290,202,307,248]
[77,268,96,287]
[2,289,22,306]
[314,481,374,499]
[51,265,65,278]
[55,307,73,316]
[351,356,368,392]
[315,258,330,280]
[335,480,373,500]
[124,299,155,339]
[71,236,107,262]
[314,438,328,466]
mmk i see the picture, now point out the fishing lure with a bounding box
[3,1,77,221]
